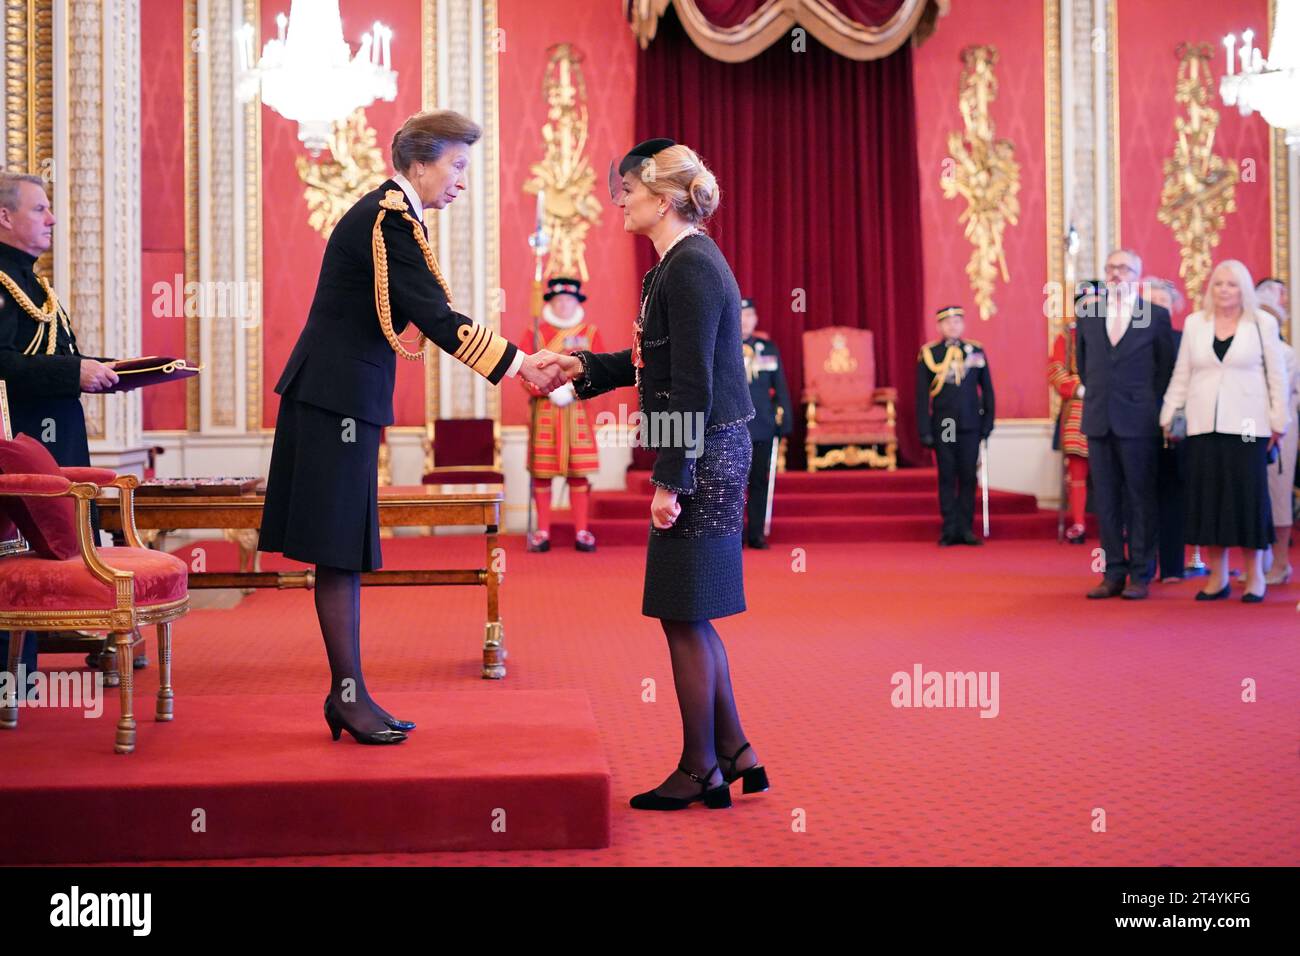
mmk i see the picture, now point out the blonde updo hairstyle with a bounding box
[639,144,721,226]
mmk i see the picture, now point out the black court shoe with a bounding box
[324,695,414,732]
[630,765,731,811]
[1196,585,1231,601]
[719,742,770,794]
[324,697,407,745]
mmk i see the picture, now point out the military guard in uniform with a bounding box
[916,305,995,545]
[740,297,792,548]
[0,171,120,684]
[521,277,602,552]
[1048,313,1089,543]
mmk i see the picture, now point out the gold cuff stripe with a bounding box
[454,323,509,379]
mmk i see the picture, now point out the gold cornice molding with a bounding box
[627,0,937,63]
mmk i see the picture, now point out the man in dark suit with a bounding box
[916,305,995,546]
[0,171,119,685]
[1076,250,1176,600]
[740,298,792,549]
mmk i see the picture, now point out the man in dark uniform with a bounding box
[0,171,119,682]
[740,298,792,548]
[916,305,995,546]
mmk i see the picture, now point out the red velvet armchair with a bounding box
[801,327,898,471]
[0,385,189,754]
[421,418,504,485]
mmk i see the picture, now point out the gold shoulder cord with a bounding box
[920,342,965,397]
[0,270,72,355]
[371,189,452,362]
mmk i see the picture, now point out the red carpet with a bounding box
[547,468,1063,546]
[0,690,609,863]
[5,534,1299,866]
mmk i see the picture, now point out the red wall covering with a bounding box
[140,2,1286,438]
[1117,0,1272,324]
[913,0,1049,419]
[497,0,638,428]
[139,0,187,430]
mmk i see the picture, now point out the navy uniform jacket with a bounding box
[743,334,793,442]
[276,179,518,426]
[915,339,995,442]
[573,233,754,493]
[1075,298,1174,438]
[0,240,101,465]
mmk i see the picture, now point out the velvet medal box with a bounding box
[103,356,201,393]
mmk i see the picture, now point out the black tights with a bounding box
[661,619,747,783]
[315,564,396,734]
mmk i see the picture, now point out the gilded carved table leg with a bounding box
[113,631,136,754]
[482,528,506,679]
[155,621,174,721]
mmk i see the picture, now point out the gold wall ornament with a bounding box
[941,44,1021,322]
[523,44,602,283]
[1157,43,1239,306]
[295,107,388,240]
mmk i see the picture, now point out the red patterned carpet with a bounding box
[14,533,1300,867]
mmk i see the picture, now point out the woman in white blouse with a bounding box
[1159,260,1289,602]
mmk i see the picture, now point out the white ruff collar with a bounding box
[543,303,585,329]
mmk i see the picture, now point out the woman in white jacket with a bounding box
[1159,260,1289,602]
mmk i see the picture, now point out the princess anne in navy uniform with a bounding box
[549,140,770,810]
[258,111,565,744]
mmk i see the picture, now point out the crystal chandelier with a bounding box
[237,0,397,154]
[1221,0,1300,148]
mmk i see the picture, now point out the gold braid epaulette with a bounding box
[372,190,442,361]
[371,189,511,379]
[920,341,965,397]
[0,270,73,355]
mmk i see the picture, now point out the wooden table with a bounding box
[96,484,509,678]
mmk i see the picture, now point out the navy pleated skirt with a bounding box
[642,421,751,621]
[258,394,383,572]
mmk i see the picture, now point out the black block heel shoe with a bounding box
[719,742,770,794]
[324,697,407,745]
[629,764,731,810]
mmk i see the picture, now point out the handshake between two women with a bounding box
[516,350,584,394]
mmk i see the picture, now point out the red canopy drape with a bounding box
[635,7,927,467]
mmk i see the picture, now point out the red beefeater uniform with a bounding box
[524,322,602,478]
[1047,324,1087,458]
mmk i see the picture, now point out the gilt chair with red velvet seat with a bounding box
[802,326,898,472]
[0,383,189,753]
[421,418,504,485]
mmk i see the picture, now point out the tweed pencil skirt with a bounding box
[642,421,751,621]
[258,394,383,572]
[1184,432,1275,550]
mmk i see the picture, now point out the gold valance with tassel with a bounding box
[626,0,948,62]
